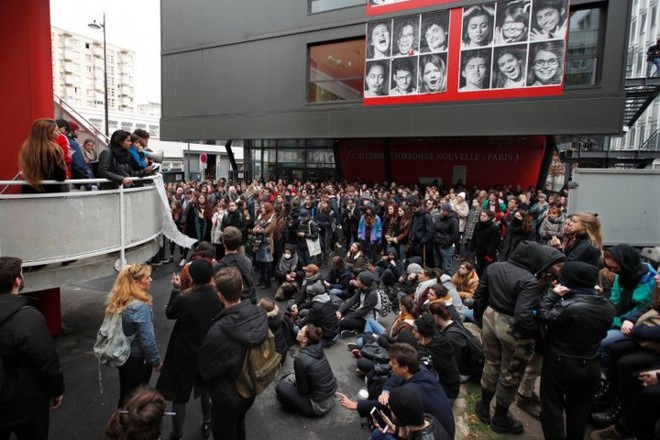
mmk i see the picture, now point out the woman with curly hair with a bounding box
[105,264,161,407]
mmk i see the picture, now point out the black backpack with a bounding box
[446,325,485,378]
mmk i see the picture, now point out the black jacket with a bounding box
[498,221,535,261]
[538,289,616,358]
[301,293,339,341]
[293,343,337,402]
[420,330,461,399]
[98,144,137,189]
[563,234,600,268]
[342,206,361,233]
[213,254,256,304]
[198,300,269,402]
[410,211,434,245]
[297,219,319,251]
[433,215,459,248]
[470,220,500,256]
[0,295,64,429]
[474,241,566,337]
[156,285,221,402]
[339,286,378,320]
[221,209,246,235]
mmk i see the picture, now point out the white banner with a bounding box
[153,175,197,249]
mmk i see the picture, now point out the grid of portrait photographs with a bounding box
[459,0,568,92]
[364,10,451,97]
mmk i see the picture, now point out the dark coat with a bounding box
[221,209,246,234]
[410,211,434,245]
[498,221,536,261]
[433,215,459,248]
[474,241,566,337]
[421,330,461,399]
[156,285,222,402]
[294,343,337,402]
[339,286,378,320]
[0,295,64,430]
[301,294,339,341]
[198,301,269,403]
[342,206,361,233]
[563,234,601,268]
[98,144,136,189]
[470,220,501,257]
[213,254,256,304]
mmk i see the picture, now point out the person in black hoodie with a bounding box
[470,210,501,277]
[299,290,340,347]
[198,267,269,440]
[0,257,64,440]
[537,261,616,440]
[337,271,380,334]
[413,314,461,400]
[408,198,434,265]
[156,259,221,440]
[275,324,337,417]
[473,241,565,435]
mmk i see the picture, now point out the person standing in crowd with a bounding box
[537,262,616,440]
[358,206,383,263]
[408,198,434,265]
[275,324,337,417]
[64,121,94,181]
[253,202,277,289]
[296,209,320,266]
[470,210,501,277]
[156,260,221,440]
[18,118,69,194]
[198,267,269,440]
[105,263,161,407]
[0,257,65,440]
[473,241,565,435]
[82,138,98,164]
[498,209,535,261]
[432,204,459,276]
[342,197,361,249]
[551,212,602,267]
[213,227,256,304]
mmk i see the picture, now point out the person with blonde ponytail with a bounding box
[106,264,161,407]
[18,118,68,193]
[550,212,602,267]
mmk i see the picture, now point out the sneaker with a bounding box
[351,349,363,359]
[179,258,186,267]
[159,257,170,263]
[490,411,524,435]
[340,330,358,339]
[150,260,163,266]
[347,342,359,351]
[515,392,541,420]
[474,400,490,425]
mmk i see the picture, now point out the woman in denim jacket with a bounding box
[105,263,161,406]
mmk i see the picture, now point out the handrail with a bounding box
[639,129,660,151]
[0,175,156,186]
[0,173,22,195]
[54,93,109,144]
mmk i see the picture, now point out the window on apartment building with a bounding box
[121,122,133,131]
[85,43,90,49]
[641,13,647,35]
[109,120,118,128]
[308,38,365,103]
[309,0,362,14]
[564,6,603,87]
[652,7,657,28]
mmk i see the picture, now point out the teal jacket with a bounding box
[610,263,657,328]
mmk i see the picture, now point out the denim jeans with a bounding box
[599,329,628,372]
[434,246,454,275]
[365,318,386,335]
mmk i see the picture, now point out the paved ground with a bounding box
[46,257,550,440]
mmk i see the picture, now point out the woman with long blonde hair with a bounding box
[551,211,602,267]
[18,118,68,193]
[106,263,161,407]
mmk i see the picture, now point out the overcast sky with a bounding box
[50,0,161,104]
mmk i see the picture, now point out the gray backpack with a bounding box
[93,313,133,368]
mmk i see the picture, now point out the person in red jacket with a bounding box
[55,119,73,179]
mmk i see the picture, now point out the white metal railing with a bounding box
[0,176,160,267]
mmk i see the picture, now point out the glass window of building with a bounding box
[565,7,602,87]
[309,0,362,14]
[309,38,365,103]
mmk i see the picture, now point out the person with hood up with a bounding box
[299,285,340,347]
[536,261,616,440]
[337,271,380,336]
[275,324,337,417]
[413,313,461,400]
[473,241,565,435]
[198,267,269,440]
[295,264,325,307]
[274,245,299,301]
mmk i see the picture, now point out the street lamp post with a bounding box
[88,13,109,137]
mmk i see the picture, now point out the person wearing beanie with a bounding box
[156,258,221,440]
[384,387,451,440]
[337,270,379,337]
[535,261,616,440]
[432,203,459,275]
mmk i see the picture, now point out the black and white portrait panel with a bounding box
[392,16,421,57]
[390,56,419,95]
[420,10,450,54]
[364,59,390,97]
[530,0,569,41]
[461,3,495,49]
[418,53,447,94]
[527,40,565,86]
[492,44,528,89]
[366,20,392,60]
[459,48,492,91]
[494,0,531,45]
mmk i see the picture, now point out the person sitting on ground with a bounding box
[399,263,423,296]
[345,242,367,277]
[105,386,166,440]
[412,314,461,400]
[337,343,455,440]
[451,262,479,304]
[295,264,325,306]
[410,267,440,316]
[274,245,299,301]
[297,285,340,348]
[337,271,380,337]
[421,283,462,323]
[374,386,451,440]
[258,298,290,363]
[376,250,405,287]
[324,256,353,299]
[275,324,338,417]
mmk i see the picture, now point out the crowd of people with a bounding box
[7,124,660,440]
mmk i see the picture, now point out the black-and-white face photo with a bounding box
[495,0,531,45]
[390,56,419,95]
[462,4,496,49]
[418,53,447,94]
[527,40,565,86]
[530,0,568,41]
[364,60,390,97]
[459,49,492,91]
[370,0,411,6]
[420,11,450,54]
[367,20,392,60]
[492,44,528,88]
[392,16,420,57]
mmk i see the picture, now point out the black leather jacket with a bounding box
[539,289,616,359]
[294,343,337,402]
[408,414,451,440]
